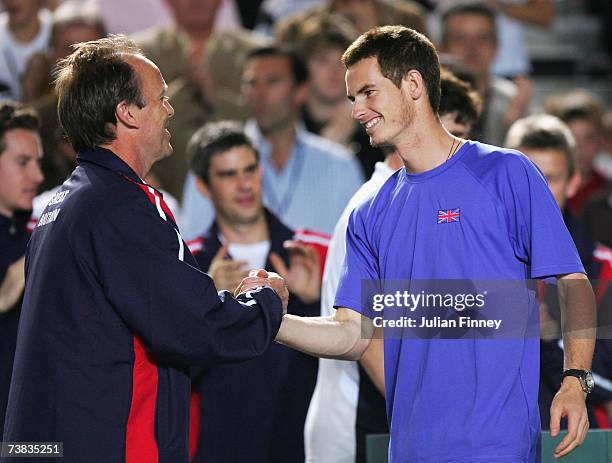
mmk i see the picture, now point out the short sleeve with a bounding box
[334,202,380,319]
[500,154,584,278]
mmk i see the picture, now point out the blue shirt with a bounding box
[335,141,584,463]
[180,121,364,239]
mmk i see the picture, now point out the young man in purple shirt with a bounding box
[275,25,596,462]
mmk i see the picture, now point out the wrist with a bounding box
[560,375,584,391]
[561,369,595,395]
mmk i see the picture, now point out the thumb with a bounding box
[214,243,229,260]
[549,405,561,437]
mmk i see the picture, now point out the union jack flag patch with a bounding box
[437,208,460,224]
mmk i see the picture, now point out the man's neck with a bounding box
[384,150,403,171]
[476,73,491,98]
[306,94,344,125]
[393,113,459,174]
[0,206,14,219]
[103,141,151,180]
[9,15,41,43]
[177,23,213,48]
[216,212,269,244]
[261,123,296,171]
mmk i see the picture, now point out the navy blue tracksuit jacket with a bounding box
[2,148,283,462]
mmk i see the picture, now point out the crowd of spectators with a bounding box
[0,0,610,461]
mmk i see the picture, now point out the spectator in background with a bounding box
[440,1,527,145]
[594,110,612,179]
[582,186,612,250]
[0,0,51,101]
[505,113,612,430]
[133,0,271,199]
[21,1,106,104]
[90,0,172,36]
[22,0,106,191]
[132,0,225,85]
[279,13,385,178]
[186,121,326,463]
[485,0,553,78]
[275,0,426,40]
[546,90,609,215]
[432,0,553,78]
[0,101,43,440]
[305,68,482,463]
[438,68,482,137]
[181,45,363,239]
[577,101,612,249]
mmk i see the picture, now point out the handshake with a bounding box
[234,269,289,314]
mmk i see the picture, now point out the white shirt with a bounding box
[304,161,394,463]
[227,240,271,270]
[0,9,51,101]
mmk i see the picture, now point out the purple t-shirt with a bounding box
[335,141,584,462]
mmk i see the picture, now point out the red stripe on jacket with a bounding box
[126,337,159,463]
[122,176,177,224]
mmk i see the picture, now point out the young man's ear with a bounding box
[195,176,212,199]
[115,100,140,129]
[402,70,424,101]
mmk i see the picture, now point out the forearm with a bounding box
[275,310,373,360]
[558,273,596,370]
[498,0,554,27]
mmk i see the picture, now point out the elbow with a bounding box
[338,323,371,360]
[342,339,370,362]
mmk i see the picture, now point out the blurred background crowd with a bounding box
[0,1,611,462]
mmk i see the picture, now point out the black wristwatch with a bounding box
[562,369,595,394]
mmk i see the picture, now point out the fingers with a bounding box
[553,409,589,458]
[549,404,561,437]
[268,252,289,278]
[286,242,320,270]
[213,243,229,261]
[234,276,268,296]
[284,241,318,259]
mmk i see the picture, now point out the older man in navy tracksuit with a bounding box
[2,37,287,463]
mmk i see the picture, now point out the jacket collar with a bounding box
[77,147,143,184]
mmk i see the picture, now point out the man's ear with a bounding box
[195,176,212,199]
[401,70,424,101]
[115,100,139,129]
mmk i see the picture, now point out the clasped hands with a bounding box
[209,241,322,313]
[235,269,289,315]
